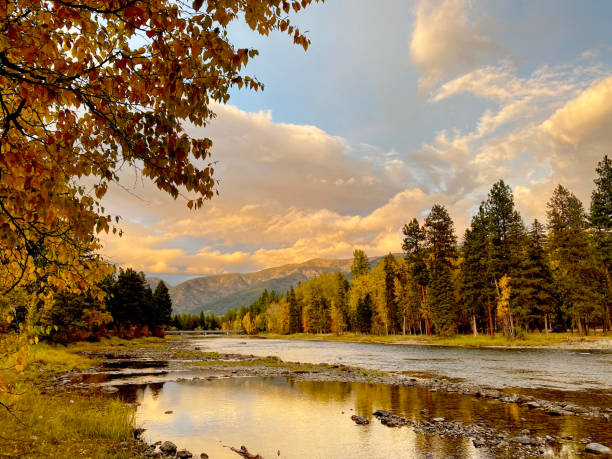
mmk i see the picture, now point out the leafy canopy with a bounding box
[0,0,322,296]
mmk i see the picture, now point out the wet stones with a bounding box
[350,415,369,425]
[511,436,540,446]
[585,443,612,454]
[160,441,177,455]
[177,449,193,458]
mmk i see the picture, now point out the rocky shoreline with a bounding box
[56,337,611,458]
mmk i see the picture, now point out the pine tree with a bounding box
[484,180,527,336]
[330,272,349,334]
[351,249,370,278]
[355,293,373,333]
[520,220,557,332]
[459,205,493,336]
[153,281,173,326]
[381,253,398,334]
[590,154,612,330]
[287,286,301,334]
[547,185,604,335]
[402,218,431,335]
[424,204,457,336]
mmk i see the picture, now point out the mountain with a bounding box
[167,255,391,316]
[145,276,172,290]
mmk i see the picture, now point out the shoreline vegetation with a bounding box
[257,331,612,349]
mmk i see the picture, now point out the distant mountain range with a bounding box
[147,255,393,316]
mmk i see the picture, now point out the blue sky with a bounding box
[101,0,612,283]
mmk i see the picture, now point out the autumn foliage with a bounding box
[0,0,321,301]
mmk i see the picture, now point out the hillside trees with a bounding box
[0,0,322,334]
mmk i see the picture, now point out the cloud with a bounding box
[98,52,612,280]
[410,0,501,92]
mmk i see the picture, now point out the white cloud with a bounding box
[410,0,501,92]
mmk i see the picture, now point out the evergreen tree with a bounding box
[351,249,370,278]
[355,293,373,333]
[381,253,398,334]
[402,218,431,335]
[287,286,301,334]
[520,220,557,331]
[590,154,612,330]
[107,268,154,328]
[424,204,457,335]
[547,185,604,335]
[153,281,173,326]
[330,272,349,334]
[484,180,527,336]
[459,205,493,336]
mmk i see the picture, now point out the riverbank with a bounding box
[4,335,611,458]
[0,337,164,458]
[258,331,612,349]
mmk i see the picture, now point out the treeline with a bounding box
[2,268,173,342]
[220,156,612,337]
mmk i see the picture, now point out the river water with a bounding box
[122,377,611,459]
[105,338,612,458]
[194,337,612,392]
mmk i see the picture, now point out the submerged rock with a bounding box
[177,449,193,458]
[585,443,612,454]
[350,415,369,425]
[511,436,539,445]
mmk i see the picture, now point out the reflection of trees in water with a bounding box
[296,380,354,403]
[149,382,165,400]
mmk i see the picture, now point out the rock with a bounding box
[472,438,486,448]
[177,450,193,458]
[200,454,209,459]
[160,441,177,454]
[351,415,369,425]
[432,417,446,423]
[164,410,173,414]
[585,443,612,454]
[511,436,538,445]
[526,401,541,409]
[373,410,391,417]
[133,427,146,439]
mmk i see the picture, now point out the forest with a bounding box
[180,156,612,338]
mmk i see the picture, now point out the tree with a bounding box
[153,281,173,326]
[1,0,322,299]
[590,155,612,330]
[287,286,301,334]
[106,268,155,330]
[330,272,349,334]
[351,249,370,279]
[520,220,557,332]
[484,180,527,336]
[423,204,457,336]
[402,218,430,335]
[547,185,604,335]
[381,253,397,334]
[355,293,373,334]
[459,205,492,336]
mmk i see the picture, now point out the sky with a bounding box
[100,0,612,284]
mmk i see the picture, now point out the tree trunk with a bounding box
[403,316,406,335]
[544,314,549,335]
[576,316,584,337]
[471,315,478,336]
[605,265,612,332]
[487,304,494,337]
[420,285,431,336]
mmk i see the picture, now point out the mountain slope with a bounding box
[167,256,389,315]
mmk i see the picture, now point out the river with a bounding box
[194,337,612,392]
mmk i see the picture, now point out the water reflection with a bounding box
[121,377,611,459]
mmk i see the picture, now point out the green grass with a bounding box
[0,338,150,458]
[260,331,612,348]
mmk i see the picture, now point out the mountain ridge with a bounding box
[148,255,395,316]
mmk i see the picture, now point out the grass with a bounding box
[260,331,612,348]
[0,337,158,458]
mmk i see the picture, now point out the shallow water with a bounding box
[195,337,612,392]
[121,377,612,459]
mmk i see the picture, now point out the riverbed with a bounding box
[195,337,612,391]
